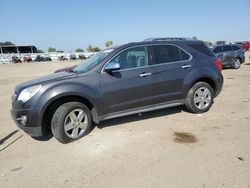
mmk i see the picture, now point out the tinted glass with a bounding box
[223,45,232,52]
[213,47,222,53]
[152,45,181,64]
[109,47,148,70]
[232,45,240,51]
[187,43,215,57]
[74,49,114,73]
[180,50,190,60]
[1,46,18,53]
[18,46,32,53]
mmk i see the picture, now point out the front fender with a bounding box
[31,80,101,127]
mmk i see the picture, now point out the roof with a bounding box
[0,45,36,48]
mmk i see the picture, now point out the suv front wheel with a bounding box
[51,102,92,143]
[186,82,214,113]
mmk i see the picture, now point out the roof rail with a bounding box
[143,37,193,42]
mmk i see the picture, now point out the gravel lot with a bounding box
[0,52,250,188]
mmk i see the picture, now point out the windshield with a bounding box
[73,49,114,73]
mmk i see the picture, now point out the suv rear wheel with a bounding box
[232,58,241,69]
[51,102,92,143]
[186,82,214,113]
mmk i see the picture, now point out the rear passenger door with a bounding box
[213,46,223,61]
[222,45,234,64]
[149,44,193,103]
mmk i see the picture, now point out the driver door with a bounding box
[100,46,153,115]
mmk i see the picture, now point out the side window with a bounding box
[108,47,148,70]
[213,47,222,53]
[232,45,240,51]
[223,45,232,52]
[180,50,190,61]
[152,45,184,65]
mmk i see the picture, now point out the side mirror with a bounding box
[104,62,120,73]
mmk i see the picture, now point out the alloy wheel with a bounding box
[194,87,212,110]
[64,109,88,139]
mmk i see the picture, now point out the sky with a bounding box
[0,0,250,52]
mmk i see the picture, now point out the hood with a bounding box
[54,65,76,73]
[15,72,77,93]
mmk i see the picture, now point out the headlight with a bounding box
[17,85,42,102]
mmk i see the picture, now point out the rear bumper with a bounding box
[11,101,43,137]
[215,74,223,97]
[242,56,245,63]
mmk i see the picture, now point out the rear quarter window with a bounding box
[180,50,190,60]
[232,45,240,51]
[222,45,232,52]
[187,43,215,57]
[213,47,222,53]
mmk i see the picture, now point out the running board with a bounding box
[98,100,185,122]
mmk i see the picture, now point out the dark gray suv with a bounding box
[11,38,223,143]
[210,44,245,69]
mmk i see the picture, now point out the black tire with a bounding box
[185,82,214,113]
[232,58,241,69]
[51,102,92,143]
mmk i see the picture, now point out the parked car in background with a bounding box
[215,41,226,45]
[44,56,52,61]
[210,44,245,69]
[78,54,86,60]
[11,38,223,143]
[23,56,32,63]
[69,54,77,60]
[11,56,22,63]
[58,56,68,61]
[235,41,250,51]
[34,55,52,62]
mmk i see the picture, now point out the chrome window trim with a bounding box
[101,43,193,74]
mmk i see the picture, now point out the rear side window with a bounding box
[223,45,232,52]
[213,47,222,53]
[187,43,215,57]
[232,45,240,51]
[152,45,190,65]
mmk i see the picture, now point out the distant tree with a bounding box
[75,48,84,52]
[192,36,197,40]
[105,40,113,47]
[37,49,44,53]
[86,45,101,52]
[56,50,64,53]
[86,45,93,52]
[48,47,56,52]
[92,47,101,52]
[0,41,15,46]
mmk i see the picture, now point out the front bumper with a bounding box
[11,101,43,137]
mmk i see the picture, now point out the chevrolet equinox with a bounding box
[11,38,223,143]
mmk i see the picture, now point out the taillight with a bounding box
[214,59,222,72]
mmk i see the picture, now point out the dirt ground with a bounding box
[0,53,250,188]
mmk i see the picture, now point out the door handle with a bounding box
[182,65,192,69]
[140,72,152,77]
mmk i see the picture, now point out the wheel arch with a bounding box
[183,76,217,99]
[235,56,242,63]
[190,77,216,93]
[41,95,96,136]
